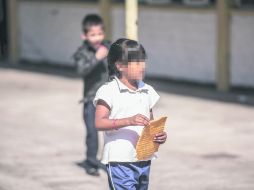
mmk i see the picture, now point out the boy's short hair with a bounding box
[82,14,104,34]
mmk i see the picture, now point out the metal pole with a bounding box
[100,0,112,41]
[7,0,19,64]
[216,0,230,91]
[125,0,138,40]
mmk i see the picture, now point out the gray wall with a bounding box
[19,1,98,65]
[231,12,254,87]
[139,8,216,84]
[19,1,254,88]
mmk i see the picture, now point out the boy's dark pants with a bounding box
[83,100,99,168]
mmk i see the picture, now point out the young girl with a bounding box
[93,38,167,190]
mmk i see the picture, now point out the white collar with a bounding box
[113,76,148,93]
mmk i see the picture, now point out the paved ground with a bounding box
[0,67,254,190]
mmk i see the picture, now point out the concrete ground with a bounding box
[0,67,254,190]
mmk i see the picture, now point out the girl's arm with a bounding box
[95,99,150,131]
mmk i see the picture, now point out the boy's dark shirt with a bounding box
[73,40,110,103]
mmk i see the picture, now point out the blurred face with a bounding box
[118,61,146,81]
[84,25,105,49]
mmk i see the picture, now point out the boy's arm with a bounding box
[74,41,110,77]
[74,50,102,77]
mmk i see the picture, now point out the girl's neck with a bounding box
[119,76,138,90]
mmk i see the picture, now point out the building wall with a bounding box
[19,1,98,65]
[139,8,216,83]
[231,12,254,88]
[19,1,254,87]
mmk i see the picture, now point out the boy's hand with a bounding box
[153,131,167,144]
[128,114,150,126]
[95,45,108,60]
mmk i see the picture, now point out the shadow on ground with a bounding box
[1,61,254,106]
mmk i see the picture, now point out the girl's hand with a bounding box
[128,114,150,126]
[153,131,167,144]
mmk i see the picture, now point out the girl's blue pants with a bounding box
[106,160,151,190]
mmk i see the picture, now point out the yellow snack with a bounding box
[136,117,167,160]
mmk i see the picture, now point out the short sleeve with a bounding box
[93,84,113,109]
[148,85,160,109]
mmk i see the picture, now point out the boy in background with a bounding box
[73,14,110,176]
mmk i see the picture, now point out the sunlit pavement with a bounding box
[0,67,254,190]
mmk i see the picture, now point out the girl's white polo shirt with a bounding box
[93,77,160,164]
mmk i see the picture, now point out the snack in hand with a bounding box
[136,116,167,160]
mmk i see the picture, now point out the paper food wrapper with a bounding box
[136,116,167,160]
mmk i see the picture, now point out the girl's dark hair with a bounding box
[107,38,147,81]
